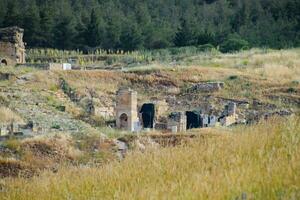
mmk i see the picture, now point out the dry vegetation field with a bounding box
[1,117,299,199]
[0,48,299,199]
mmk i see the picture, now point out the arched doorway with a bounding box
[1,59,7,66]
[119,113,128,129]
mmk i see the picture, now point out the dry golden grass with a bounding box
[1,117,299,200]
[203,48,300,84]
[0,107,24,124]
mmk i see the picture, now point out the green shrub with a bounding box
[220,38,249,53]
[3,138,21,152]
[287,87,296,93]
[197,44,215,52]
[228,75,239,80]
[51,124,61,129]
[49,84,59,92]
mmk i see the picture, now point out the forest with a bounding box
[0,0,299,51]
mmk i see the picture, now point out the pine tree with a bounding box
[3,0,21,27]
[53,15,75,49]
[39,7,55,47]
[85,9,103,48]
[23,1,40,47]
[174,19,196,47]
[120,23,143,51]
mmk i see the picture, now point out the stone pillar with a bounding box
[228,102,237,116]
[167,112,187,133]
[116,88,139,132]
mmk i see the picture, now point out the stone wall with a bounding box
[167,112,187,133]
[0,27,26,65]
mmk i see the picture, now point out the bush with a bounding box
[228,75,239,80]
[220,38,249,53]
[3,139,21,152]
[51,124,61,130]
[197,44,215,52]
[287,87,297,93]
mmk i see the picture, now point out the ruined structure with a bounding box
[116,88,139,132]
[167,112,187,133]
[140,103,155,129]
[219,102,238,126]
[189,82,225,93]
[140,100,169,130]
[186,111,217,129]
[0,27,26,65]
[0,125,9,136]
[0,121,37,138]
[113,88,243,133]
[49,63,72,70]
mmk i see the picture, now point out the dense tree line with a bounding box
[0,0,299,51]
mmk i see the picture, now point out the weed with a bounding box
[228,75,239,80]
[2,138,21,152]
[51,124,61,130]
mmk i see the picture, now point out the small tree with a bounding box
[220,37,249,53]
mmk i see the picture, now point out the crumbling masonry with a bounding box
[0,26,26,65]
[116,88,139,132]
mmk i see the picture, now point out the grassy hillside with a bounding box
[1,117,299,199]
[0,48,299,199]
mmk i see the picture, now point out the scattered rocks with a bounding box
[16,73,35,84]
[189,82,224,93]
[115,139,129,159]
[59,78,81,102]
[264,109,293,120]
[0,72,15,81]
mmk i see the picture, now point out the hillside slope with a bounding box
[1,49,299,134]
[1,117,299,199]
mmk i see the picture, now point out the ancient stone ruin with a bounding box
[140,103,155,129]
[167,112,187,133]
[189,82,225,93]
[49,63,72,71]
[0,26,26,65]
[219,102,238,126]
[186,111,217,129]
[0,121,38,139]
[113,88,243,133]
[116,88,140,132]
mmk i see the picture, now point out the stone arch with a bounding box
[119,113,128,129]
[1,59,8,66]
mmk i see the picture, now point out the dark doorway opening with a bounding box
[186,111,203,129]
[140,104,155,128]
[119,113,128,129]
[1,59,7,66]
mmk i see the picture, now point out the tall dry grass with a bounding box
[201,48,300,84]
[0,107,24,124]
[1,117,299,200]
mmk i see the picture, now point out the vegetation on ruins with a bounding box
[0,0,299,51]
